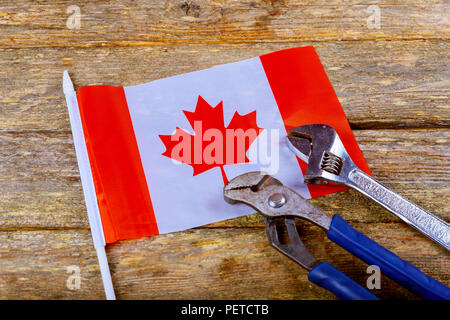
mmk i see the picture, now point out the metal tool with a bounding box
[224,172,450,300]
[264,216,378,300]
[287,124,450,250]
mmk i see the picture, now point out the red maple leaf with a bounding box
[159,96,263,184]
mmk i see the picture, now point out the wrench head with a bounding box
[287,124,356,185]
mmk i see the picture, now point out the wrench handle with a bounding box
[347,169,450,250]
[328,214,450,300]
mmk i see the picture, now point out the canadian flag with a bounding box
[64,46,369,299]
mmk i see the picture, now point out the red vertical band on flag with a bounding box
[259,46,371,197]
[77,85,159,243]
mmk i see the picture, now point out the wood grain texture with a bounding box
[0,0,448,49]
[0,229,104,299]
[0,224,447,299]
[0,0,449,300]
[0,41,449,132]
[1,129,448,229]
[1,128,448,299]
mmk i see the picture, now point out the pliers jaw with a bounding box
[223,171,332,230]
[223,171,324,271]
[224,172,450,300]
[287,124,357,186]
[265,216,319,271]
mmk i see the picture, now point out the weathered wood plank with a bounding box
[0,0,448,49]
[0,0,447,302]
[0,229,104,299]
[0,224,447,299]
[0,41,449,132]
[1,129,448,230]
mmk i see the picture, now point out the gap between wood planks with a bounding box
[2,38,450,50]
[2,125,449,135]
[2,40,448,131]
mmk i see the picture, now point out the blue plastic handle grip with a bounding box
[327,214,450,300]
[308,262,379,300]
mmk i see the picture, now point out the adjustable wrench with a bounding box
[287,124,450,250]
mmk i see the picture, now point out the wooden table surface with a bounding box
[0,1,448,299]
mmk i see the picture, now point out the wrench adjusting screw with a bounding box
[321,151,344,175]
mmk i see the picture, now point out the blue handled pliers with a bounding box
[223,171,450,300]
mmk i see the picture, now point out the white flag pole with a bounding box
[63,71,116,300]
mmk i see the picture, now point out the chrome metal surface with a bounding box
[224,171,332,230]
[287,124,450,250]
[265,217,319,271]
[268,193,287,208]
[348,169,450,249]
